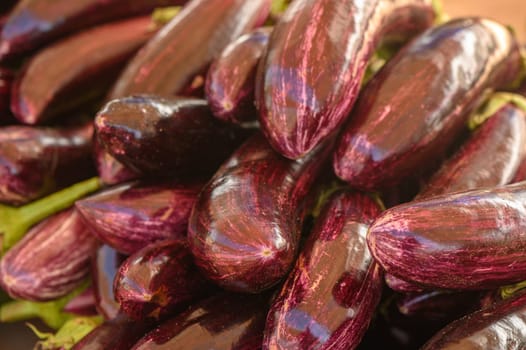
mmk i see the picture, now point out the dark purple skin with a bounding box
[91,245,124,320]
[0,208,99,301]
[422,291,526,349]
[114,240,212,321]
[368,181,526,290]
[188,132,331,293]
[0,122,95,206]
[131,293,269,350]
[256,0,436,159]
[95,95,252,178]
[0,67,14,121]
[109,0,271,98]
[11,16,155,125]
[264,191,382,350]
[93,138,138,186]
[417,103,526,199]
[385,274,424,293]
[63,287,98,316]
[334,18,522,190]
[0,0,187,60]
[76,180,202,255]
[206,27,272,124]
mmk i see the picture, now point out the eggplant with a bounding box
[109,0,271,98]
[95,95,251,178]
[0,208,99,301]
[76,180,202,255]
[11,16,156,125]
[0,67,13,120]
[131,293,269,350]
[256,0,436,159]
[114,240,212,321]
[0,0,187,60]
[188,132,331,293]
[91,245,123,320]
[368,181,526,290]
[93,138,139,186]
[63,287,98,317]
[264,191,382,350]
[385,274,424,293]
[206,27,272,124]
[334,18,522,190]
[422,292,526,349]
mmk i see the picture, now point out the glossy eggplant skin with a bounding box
[0,208,99,301]
[93,138,138,186]
[422,292,526,350]
[11,16,155,125]
[368,181,526,290]
[109,0,271,98]
[0,122,94,206]
[95,95,251,178]
[256,0,435,159]
[264,191,382,350]
[417,103,526,199]
[334,18,522,190]
[91,245,123,320]
[188,132,331,293]
[114,240,212,321]
[131,293,269,350]
[206,27,271,124]
[0,0,187,60]
[76,180,202,255]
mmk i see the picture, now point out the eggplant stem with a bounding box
[432,0,449,25]
[468,92,526,130]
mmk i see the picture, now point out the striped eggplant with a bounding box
[0,208,99,301]
[109,0,271,98]
[368,181,526,290]
[385,274,424,293]
[264,191,382,350]
[188,132,331,293]
[206,27,272,124]
[334,18,522,190]
[91,245,123,320]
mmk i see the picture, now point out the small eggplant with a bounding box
[0,208,99,301]
[206,27,272,124]
[131,293,269,350]
[264,191,382,350]
[76,180,202,254]
[114,240,212,321]
[334,18,522,190]
[93,138,139,186]
[188,132,331,293]
[63,287,98,317]
[385,274,424,293]
[91,245,123,320]
[11,16,156,125]
[109,0,271,98]
[368,181,526,290]
[95,95,251,178]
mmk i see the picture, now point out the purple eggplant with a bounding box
[256,0,436,159]
[188,132,331,293]
[131,293,269,350]
[264,191,382,350]
[385,274,424,293]
[63,287,98,317]
[76,180,202,255]
[334,18,522,190]
[0,122,95,206]
[11,16,156,125]
[206,27,272,124]
[0,67,13,120]
[95,95,251,178]
[93,138,139,186]
[114,240,212,321]
[0,208,99,301]
[0,0,187,60]
[368,181,526,290]
[91,245,123,320]
[109,0,270,98]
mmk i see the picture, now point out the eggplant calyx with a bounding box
[28,316,102,350]
[467,92,526,130]
[150,6,181,29]
[432,0,449,25]
[500,280,526,300]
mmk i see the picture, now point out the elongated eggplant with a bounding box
[0,0,187,60]
[206,27,272,124]
[368,181,526,290]
[385,274,424,293]
[63,287,98,317]
[76,180,202,255]
[11,16,156,125]
[109,0,270,98]
[264,191,382,350]
[188,132,330,293]
[256,0,436,159]
[422,291,526,349]
[0,208,99,301]
[95,95,251,178]
[131,293,269,350]
[91,245,123,320]
[0,122,95,206]
[334,18,522,190]
[93,139,138,186]
[114,240,212,321]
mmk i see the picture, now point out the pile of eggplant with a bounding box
[1,0,526,349]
